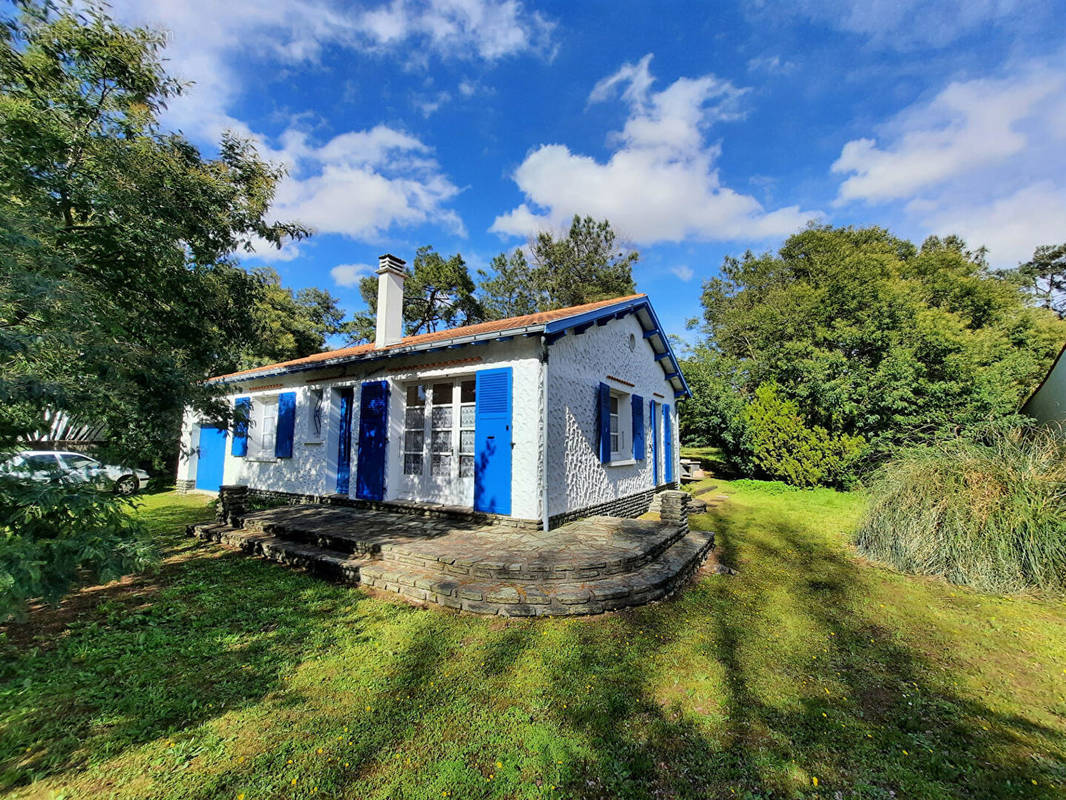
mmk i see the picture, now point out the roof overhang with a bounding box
[212,296,691,398]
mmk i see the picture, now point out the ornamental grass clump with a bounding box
[855,425,1066,594]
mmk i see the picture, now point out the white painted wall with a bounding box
[177,337,544,520]
[545,313,679,517]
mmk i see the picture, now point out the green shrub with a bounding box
[855,425,1066,594]
[0,477,155,620]
[744,383,866,488]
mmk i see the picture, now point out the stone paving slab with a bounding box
[189,504,715,617]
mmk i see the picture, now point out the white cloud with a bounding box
[108,0,555,246]
[492,54,819,244]
[754,0,1035,50]
[925,182,1066,265]
[746,55,795,75]
[831,63,1066,266]
[331,263,375,287]
[671,265,695,281]
[832,70,1063,204]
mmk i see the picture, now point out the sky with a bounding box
[105,0,1066,346]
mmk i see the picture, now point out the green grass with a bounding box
[1,486,1064,799]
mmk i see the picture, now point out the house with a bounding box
[1022,342,1066,425]
[177,254,689,530]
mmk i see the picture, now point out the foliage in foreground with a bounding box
[681,225,1066,482]
[856,424,1066,594]
[2,488,1064,799]
[0,478,151,620]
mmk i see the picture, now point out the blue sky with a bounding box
[110,0,1066,345]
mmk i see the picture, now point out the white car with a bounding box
[2,450,150,495]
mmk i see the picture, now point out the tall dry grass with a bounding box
[855,425,1066,594]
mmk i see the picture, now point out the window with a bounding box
[458,379,475,477]
[247,396,278,460]
[430,382,453,477]
[61,454,99,471]
[306,388,324,443]
[403,384,425,475]
[609,395,620,454]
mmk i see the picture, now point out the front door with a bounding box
[195,425,227,492]
[336,387,353,495]
[399,377,477,506]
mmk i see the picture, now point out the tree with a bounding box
[687,224,1066,475]
[1016,243,1066,319]
[479,215,638,318]
[345,246,483,343]
[241,268,344,369]
[477,248,539,320]
[0,2,305,616]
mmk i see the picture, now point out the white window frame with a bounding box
[247,395,278,461]
[608,389,632,464]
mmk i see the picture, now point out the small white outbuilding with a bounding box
[177,254,689,529]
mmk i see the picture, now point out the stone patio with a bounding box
[188,493,713,616]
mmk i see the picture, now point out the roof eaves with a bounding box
[212,321,550,384]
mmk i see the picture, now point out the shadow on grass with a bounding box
[0,534,366,793]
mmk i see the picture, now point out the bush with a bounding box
[855,425,1066,594]
[0,477,155,620]
[744,383,866,488]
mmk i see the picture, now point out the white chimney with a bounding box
[375,253,406,348]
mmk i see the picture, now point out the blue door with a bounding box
[663,404,674,484]
[356,380,389,501]
[474,368,512,514]
[195,425,227,492]
[336,387,354,495]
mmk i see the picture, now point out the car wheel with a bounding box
[115,475,139,496]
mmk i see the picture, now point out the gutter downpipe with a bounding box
[540,334,550,532]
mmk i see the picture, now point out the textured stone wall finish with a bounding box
[547,313,679,518]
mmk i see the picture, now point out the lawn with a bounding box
[1,484,1064,799]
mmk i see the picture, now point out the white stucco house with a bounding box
[177,254,689,530]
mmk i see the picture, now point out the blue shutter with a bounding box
[663,403,674,483]
[356,381,390,501]
[231,397,250,456]
[650,400,659,484]
[597,382,611,463]
[632,394,645,460]
[275,391,296,458]
[474,368,513,514]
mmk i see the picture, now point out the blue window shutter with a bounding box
[231,397,250,456]
[275,391,296,458]
[355,381,390,501]
[631,394,644,460]
[597,382,611,463]
[474,368,513,514]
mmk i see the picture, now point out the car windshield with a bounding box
[19,454,60,470]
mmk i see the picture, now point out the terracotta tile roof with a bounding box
[212,293,647,382]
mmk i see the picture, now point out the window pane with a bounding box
[432,382,452,404]
[611,433,619,452]
[431,430,451,452]
[459,455,474,477]
[431,406,452,428]
[431,453,451,476]
[610,395,618,413]
[460,379,476,403]
[406,384,425,406]
[460,404,475,428]
[404,454,423,475]
[610,414,618,434]
[405,407,424,428]
[460,430,474,452]
[404,430,423,451]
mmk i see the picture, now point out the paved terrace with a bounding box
[189,497,713,616]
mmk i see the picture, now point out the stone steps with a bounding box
[359,530,714,617]
[190,522,367,583]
